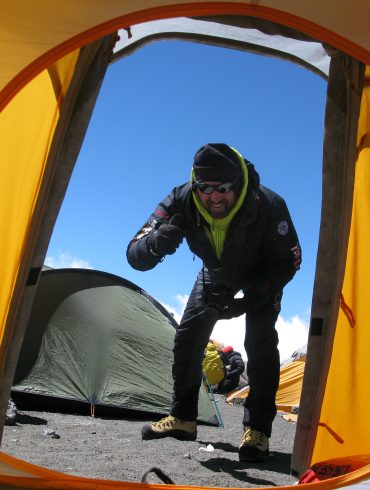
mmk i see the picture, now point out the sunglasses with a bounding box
[194,180,235,194]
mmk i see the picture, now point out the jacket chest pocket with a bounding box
[221,229,263,272]
[226,222,262,255]
[187,231,218,264]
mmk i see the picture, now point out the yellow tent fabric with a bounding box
[312,66,370,463]
[2,1,370,111]
[0,50,79,350]
[226,358,305,412]
[2,450,370,490]
[276,360,305,412]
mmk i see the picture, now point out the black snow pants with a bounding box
[170,268,281,438]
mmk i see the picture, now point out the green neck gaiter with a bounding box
[191,148,249,260]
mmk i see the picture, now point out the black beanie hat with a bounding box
[193,144,242,182]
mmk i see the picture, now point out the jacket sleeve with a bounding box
[228,353,245,377]
[126,187,183,271]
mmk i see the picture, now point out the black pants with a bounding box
[217,374,241,394]
[170,269,281,438]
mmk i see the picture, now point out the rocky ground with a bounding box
[2,398,299,487]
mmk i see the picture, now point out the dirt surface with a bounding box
[2,399,299,487]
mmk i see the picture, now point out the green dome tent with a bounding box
[11,268,218,425]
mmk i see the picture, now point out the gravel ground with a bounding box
[2,399,299,487]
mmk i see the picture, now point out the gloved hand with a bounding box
[206,288,247,319]
[244,281,272,312]
[149,223,184,256]
[218,297,247,320]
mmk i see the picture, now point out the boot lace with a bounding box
[153,415,177,429]
[240,428,266,447]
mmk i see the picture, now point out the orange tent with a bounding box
[1,1,370,487]
[226,347,306,412]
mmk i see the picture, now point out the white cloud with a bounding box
[275,315,309,361]
[161,294,188,323]
[162,294,309,362]
[45,251,93,270]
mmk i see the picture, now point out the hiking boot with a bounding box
[239,427,269,462]
[141,415,197,441]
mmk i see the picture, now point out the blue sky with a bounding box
[46,40,327,360]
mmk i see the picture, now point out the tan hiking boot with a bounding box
[239,427,269,462]
[141,415,197,441]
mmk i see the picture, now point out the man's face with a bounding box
[196,181,237,218]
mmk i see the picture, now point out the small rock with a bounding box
[5,399,17,426]
[183,453,191,459]
[198,444,214,452]
[42,428,61,439]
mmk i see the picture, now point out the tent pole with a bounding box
[203,377,224,428]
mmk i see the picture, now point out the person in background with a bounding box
[126,143,301,462]
[217,346,246,394]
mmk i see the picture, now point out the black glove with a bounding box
[206,289,247,320]
[218,298,247,320]
[244,281,272,312]
[149,224,184,256]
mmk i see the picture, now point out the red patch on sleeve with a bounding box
[155,209,169,220]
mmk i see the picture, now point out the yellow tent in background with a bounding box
[226,348,306,412]
[276,359,305,413]
[1,1,370,488]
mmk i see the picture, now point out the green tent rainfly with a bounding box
[12,268,218,425]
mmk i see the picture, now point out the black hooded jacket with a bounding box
[224,350,246,378]
[217,350,246,394]
[126,161,301,297]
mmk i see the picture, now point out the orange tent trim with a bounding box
[1,2,370,112]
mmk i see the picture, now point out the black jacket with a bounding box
[127,162,301,297]
[225,351,245,378]
[217,350,245,394]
